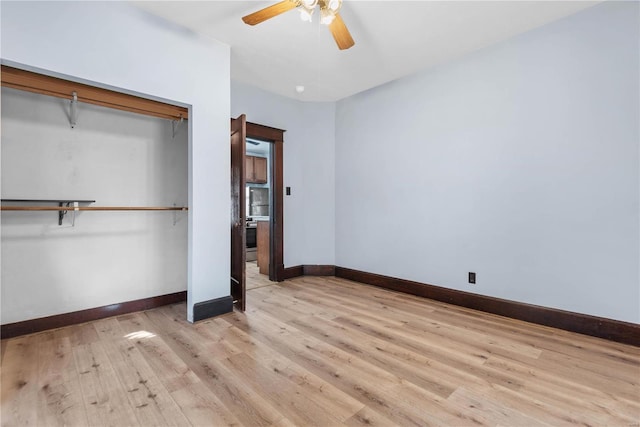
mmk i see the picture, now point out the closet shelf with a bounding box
[1,199,96,225]
[1,199,96,204]
[1,199,188,226]
[1,206,188,211]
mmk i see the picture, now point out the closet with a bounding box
[1,66,189,328]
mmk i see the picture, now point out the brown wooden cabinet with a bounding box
[257,220,270,275]
[245,155,267,184]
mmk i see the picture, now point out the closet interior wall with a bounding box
[1,87,188,324]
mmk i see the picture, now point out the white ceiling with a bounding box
[134,1,600,102]
[246,138,271,155]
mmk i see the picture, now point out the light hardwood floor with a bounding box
[246,261,275,290]
[2,275,639,426]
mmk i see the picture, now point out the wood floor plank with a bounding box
[533,346,639,389]
[65,322,101,347]
[1,334,40,426]
[286,279,543,367]
[73,341,140,426]
[331,314,525,391]
[1,337,9,363]
[249,291,329,323]
[246,260,276,290]
[528,353,640,414]
[36,330,89,426]
[294,276,438,317]
[484,354,640,423]
[190,320,245,360]
[288,314,461,399]
[344,406,400,427]
[260,354,365,422]
[197,317,366,421]
[208,316,368,422]
[221,352,345,426]
[2,274,638,426]
[117,313,201,393]
[446,386,548,426]
[244,308,404,387]
[421,298,640,366]
[100,335,190,426]
[169,381,244,427]
[144,308,288,426]
[223,311,408,415]
[294,278,572,364]
[116,312,247,426]
[92,317,125,341]
[467,380,626,426]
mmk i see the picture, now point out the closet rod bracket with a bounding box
[172,114,184,139]
[173,203,177,225]
[58,202,78,225]
[70,91,78,128]
[58,202,70,225]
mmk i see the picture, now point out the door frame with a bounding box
[245,122,285,282]
[230,115,247,311]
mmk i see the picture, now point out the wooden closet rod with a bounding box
[1,65,188,121]
[1,206,188,211]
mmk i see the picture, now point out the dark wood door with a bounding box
[230,115,246,311]
[245,156,255,183]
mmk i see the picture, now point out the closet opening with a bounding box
[1,64,190,337]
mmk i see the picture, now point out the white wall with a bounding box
[1,1,230,322]
[1,88,187,324]
[232,82,336,267]
[335,1,639,323]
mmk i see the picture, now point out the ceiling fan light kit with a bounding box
[299,0,315,22]
[320,8,336,25]
[242,0,354,50]
[299,9,313,22]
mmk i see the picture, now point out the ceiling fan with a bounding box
[242,0,355,50]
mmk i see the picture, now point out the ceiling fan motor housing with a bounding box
[242,0,354,50]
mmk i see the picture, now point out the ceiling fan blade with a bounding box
[328,13,355,50]
[242,0,298,26]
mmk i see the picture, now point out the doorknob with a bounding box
[234,221,242,227]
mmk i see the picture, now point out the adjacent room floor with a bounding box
[246,260,275,290]
[2,275,639,426]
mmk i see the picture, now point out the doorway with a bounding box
[245,138,271,289]
[230,117,285,311]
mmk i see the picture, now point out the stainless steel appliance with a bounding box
[246,222,257,262]
[248,187,269,217]
[246,225,257,248]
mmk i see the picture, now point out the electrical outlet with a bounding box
[468,272,476,284]
[286,186,291,195]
